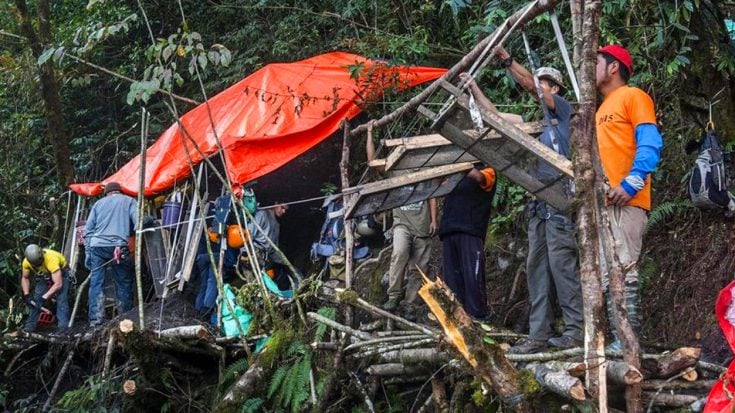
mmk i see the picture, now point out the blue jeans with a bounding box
[25,267,71,332]
[87,246,134,326]
[194,253,218,315]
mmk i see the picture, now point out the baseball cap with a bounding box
[535,67,565,92]
[598,44,633,74]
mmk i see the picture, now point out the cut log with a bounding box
[682,367,698,382]
[419,276,533,412]
[525,363,586,401]
[119,319,135,334]
[123,379,137,396]
[640,347,701,379]
[606,361,643,385]
[539,361,586,377]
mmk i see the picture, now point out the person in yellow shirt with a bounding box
[595,45,663,351]
[20,244,72,332]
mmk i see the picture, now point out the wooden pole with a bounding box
[135,108,149,329]
[339,120,355,328]
[570,0,607,409]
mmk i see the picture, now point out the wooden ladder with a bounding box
[418,79,575,211]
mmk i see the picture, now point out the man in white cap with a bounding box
[462,46,583,353]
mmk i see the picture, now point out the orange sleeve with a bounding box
[479,167,496,191]
[627,88,657,128]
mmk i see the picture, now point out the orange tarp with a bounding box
[70,52,446,197]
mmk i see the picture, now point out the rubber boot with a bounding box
[606,280,641,353]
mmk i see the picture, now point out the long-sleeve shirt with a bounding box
[85,193,137,247]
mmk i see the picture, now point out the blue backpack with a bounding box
[310,197,369,261]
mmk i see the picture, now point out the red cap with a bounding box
[598,44,633,75]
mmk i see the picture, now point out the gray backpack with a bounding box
[688,129,731,208]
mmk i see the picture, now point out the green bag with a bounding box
[220,283,253,337]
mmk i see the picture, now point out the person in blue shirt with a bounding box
[461,45,583,353]
[84,182,137,327]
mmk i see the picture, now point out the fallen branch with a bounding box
[155,325,211,340]
[334,288,440,338]
[353,338,437,359]
[307,311,373,341]
[218,363,264,408]
[645,367,699,413]
[42,339,80,412]
[102,332,116,378]
[642,392,700,408]
[349,372,376,413]
[366,363,429,376]
[311,342,340,351]
[640,379,716,390]
[344,334,429,352]
[377,348,449,364]
[696,360,727,374]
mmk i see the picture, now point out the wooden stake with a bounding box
[135,108,149,330]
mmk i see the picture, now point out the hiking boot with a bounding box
[382,297,399,312]
[507,338,547,354]
[547,335,583,349]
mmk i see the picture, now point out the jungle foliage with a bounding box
[2,0,735,411]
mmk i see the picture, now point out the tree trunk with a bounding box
[570,0,607,409]
[419,277,533,412]
[14,0,74,188]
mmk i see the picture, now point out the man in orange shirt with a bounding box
[595,45,663,350]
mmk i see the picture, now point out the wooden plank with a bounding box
[439,121,573,211]
[382,121,545,148]
[177,218,204,291]
[385,144,477,171]
[143,228,169,298]
[438,80,574,178]
[344,162,474,219]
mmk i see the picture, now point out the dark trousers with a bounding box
[25,268,71,332]
[440,232,488,318]
[87,246,134,326]
[526,204,583,341]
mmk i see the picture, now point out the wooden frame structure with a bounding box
[343,162,474,219]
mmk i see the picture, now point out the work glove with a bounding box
[142,215,156,229]
[23,295,44,310]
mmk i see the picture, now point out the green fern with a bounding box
[222,358,249,390]
[267,366,289,399]
[267,339,314,412]
[240,398,264,413]
[314,307,336,342]
[645,199,694,232]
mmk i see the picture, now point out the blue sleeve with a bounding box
[621,123,663,196]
